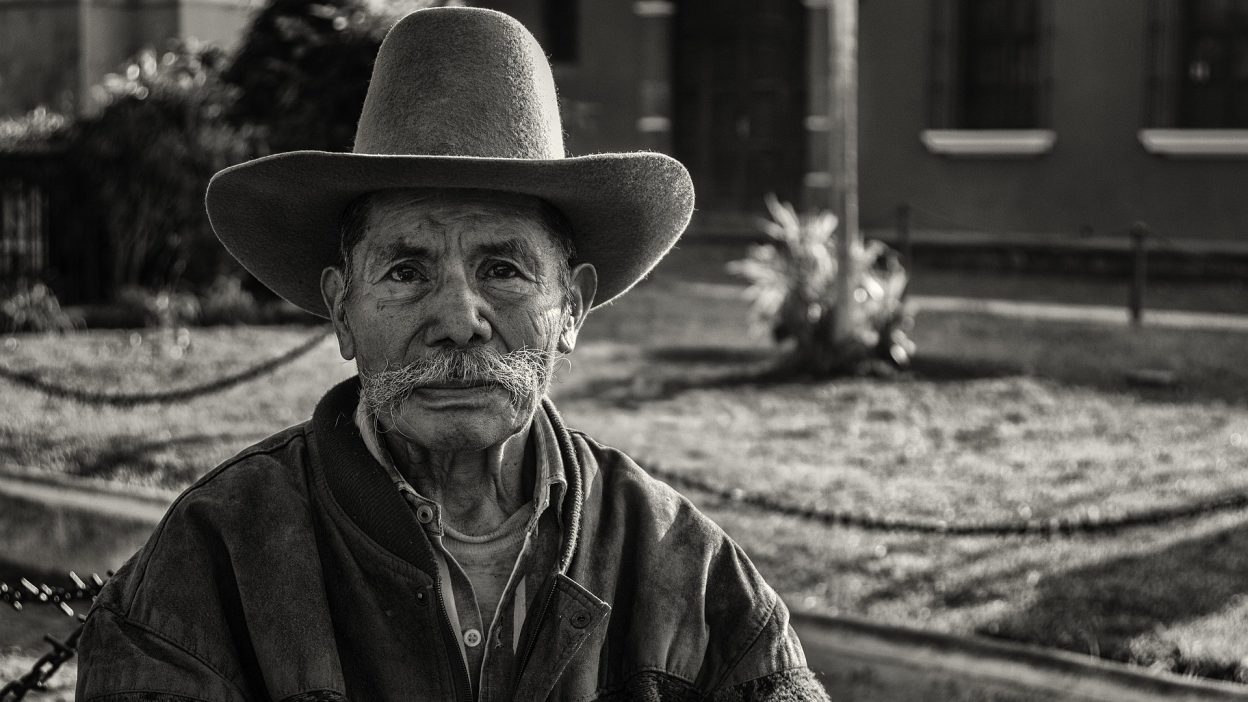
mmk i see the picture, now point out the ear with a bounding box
[319,266,357,360]
[558,263,597,354]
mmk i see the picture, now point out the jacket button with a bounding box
[570,611,591,629]
[416,505,435,524]
[415,588,428,606]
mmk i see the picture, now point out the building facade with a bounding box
[0,0,258,116]
[4,0,1248,246]
[481,0,1248,246]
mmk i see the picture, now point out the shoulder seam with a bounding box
[124,428,307,615]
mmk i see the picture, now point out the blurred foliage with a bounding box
[116,286,203,328]
[224,0,457,153]
[198,274,262,325]
[69,40,265,294]
[0,108,69,153]
[1,280,80,333]
[729,194,915,375]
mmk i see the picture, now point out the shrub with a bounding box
[116,286,202,328]
[729,194,915,375]
[70,40,265,294]
[0,281,79,333]
[198,274,261,326]
[0,108,69,153]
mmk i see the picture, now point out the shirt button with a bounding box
[463,628,482,647]
[415,504,435,524]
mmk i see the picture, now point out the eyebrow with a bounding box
[367,238,544,270]
[367,241,435,270]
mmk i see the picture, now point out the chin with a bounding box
[387,389,540,451]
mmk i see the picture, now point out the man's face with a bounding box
[321,188,594,452]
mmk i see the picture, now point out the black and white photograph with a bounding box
[1,1,1247,700]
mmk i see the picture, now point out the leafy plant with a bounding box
[1,281,79,333]
[729,194,915,375]
[116,286,202,328]
[0,107,69,153]
[70,39,264,294]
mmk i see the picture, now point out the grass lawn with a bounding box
[1,275,1247,683]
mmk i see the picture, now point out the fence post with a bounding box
[1129,222,1149,327]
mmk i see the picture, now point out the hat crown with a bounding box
[353,8,565,160]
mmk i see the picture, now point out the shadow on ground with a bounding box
[978,523,1248,681]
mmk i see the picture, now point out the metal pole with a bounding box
[1129,222,1148,327]
[828,0,860,344]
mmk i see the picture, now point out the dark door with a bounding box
[673,0,808,214]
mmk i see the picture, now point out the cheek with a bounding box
[344,299,422,369]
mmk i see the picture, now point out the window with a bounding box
[1141,0,1248,156]
[543,0,578,63]
[928,0,1053,129]
[1178,0,1248,127]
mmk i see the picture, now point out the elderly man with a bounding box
[76,7,828,702]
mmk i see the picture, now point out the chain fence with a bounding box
[0,326,332,407]
[642,462,1248,537]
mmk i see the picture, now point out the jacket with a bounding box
[75,377,830,701]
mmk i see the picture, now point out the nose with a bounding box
[421,270,492,347]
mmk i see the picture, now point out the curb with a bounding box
[795,612,1248,701]
[3,470,1247,700]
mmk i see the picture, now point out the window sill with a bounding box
[920,129,1056,158]
[1137,129,1248,157]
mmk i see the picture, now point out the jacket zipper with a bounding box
[513,578,557,697]
[435,569,474,701]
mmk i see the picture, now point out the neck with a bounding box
[381,428,533,534]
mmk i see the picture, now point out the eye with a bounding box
[387,264,424,283]
[485,261,521,279]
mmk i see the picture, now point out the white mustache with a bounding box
[359,346,562,414]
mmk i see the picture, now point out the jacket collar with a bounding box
[311,377,583,576]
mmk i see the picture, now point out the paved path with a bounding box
[0,472,169,524]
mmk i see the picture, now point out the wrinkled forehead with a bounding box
[349,187,563,261]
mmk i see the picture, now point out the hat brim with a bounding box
[205,150,695,318]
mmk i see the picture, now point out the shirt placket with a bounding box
[397,488,487,687]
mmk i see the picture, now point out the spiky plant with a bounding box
[728,194,915,375]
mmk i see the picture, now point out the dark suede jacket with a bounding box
[76,378,829,701]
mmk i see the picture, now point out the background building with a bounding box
[3,0,1247,256]
[0,0,258,116]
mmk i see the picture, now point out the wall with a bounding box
[479,0,645,156]
[0,0,80,115]
[0,0,256,117]
[858,0,1248,242]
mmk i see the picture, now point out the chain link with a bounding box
[0,571,107,700]
[1,572,107,617]
[0,622,85,701]
[0,326,331,407]
[644,462,1248,537]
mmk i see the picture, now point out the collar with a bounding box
[351,398,567,532]
[311,377,581,574]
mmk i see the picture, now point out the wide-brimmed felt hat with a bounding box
[206,7,694,318]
